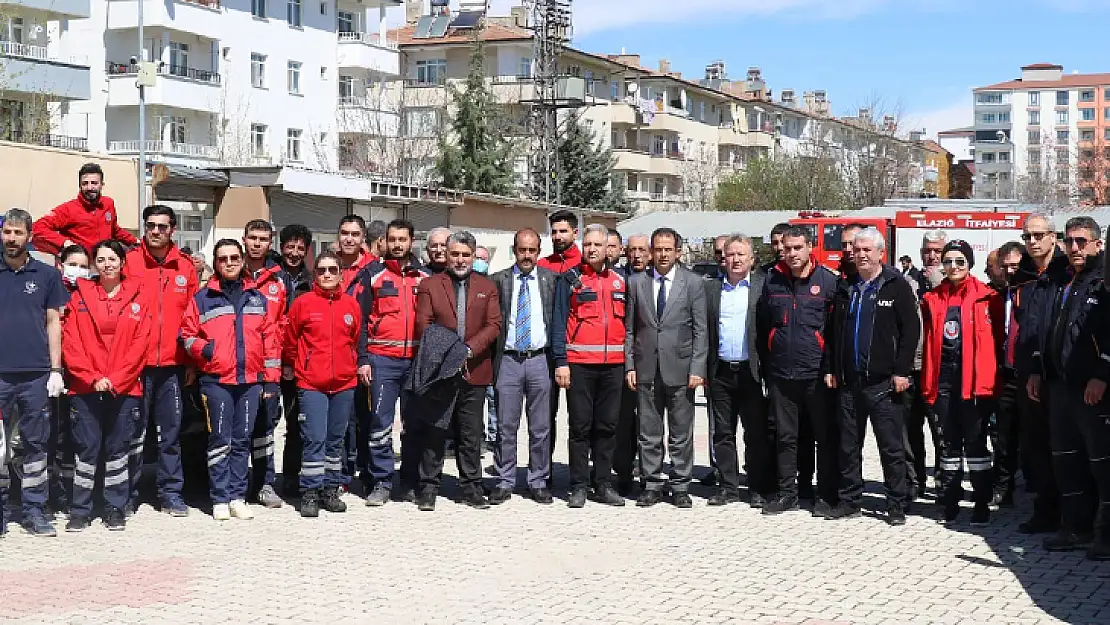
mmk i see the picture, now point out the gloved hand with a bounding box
[46,371,66,398]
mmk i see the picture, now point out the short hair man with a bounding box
[920,229,948,291]
[539,210,581,273]
[606,228,624,265]
[276,223,313,492]
[425,227,452,274]
[367,220,388,257]
[32,163,139,256]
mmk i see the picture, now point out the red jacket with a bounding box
[62,278,151,397]
[538,245,582,274]
[180,278,280,385]
[125,243,199,367]
[251,260,288,382]
[553,264,627,366]
[283,285,363,394]
[359,257,430,361]
[33,194,138,256]
[921,276,1002,404]
[342,252,377,299]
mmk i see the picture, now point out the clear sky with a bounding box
[401,0,1104,139]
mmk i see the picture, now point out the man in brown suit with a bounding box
[412,231,502,510]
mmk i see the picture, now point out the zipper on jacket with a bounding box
[157,267,165,367]
[329,298,336,395]
[602,276,610,361]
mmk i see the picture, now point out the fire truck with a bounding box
[789,210,1030,281]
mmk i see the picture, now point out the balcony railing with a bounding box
[178,0,221,7]
[337,31,399,50]
[0,41,88,66]
[2,131,89,152]
[106,61,221,85]
[108,140,219,158]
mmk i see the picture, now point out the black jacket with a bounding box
[405,323,469,429]
[1008,249,1068,377]
[829,265,921,383]
[1034,252,1110,386]
[279,262,313,312]
[756,261,838,380]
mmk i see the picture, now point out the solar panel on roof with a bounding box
[451,11,483,29]
[429,14,451,38]
[414,15,434,39]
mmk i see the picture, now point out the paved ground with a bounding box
[2,398,1109,625]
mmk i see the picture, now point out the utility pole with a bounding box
[527,0,574,204]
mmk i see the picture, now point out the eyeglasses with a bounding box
[1063,237,1091,248]
[1021,231,1053,242]
[942,258,967,268]
[315,266,340,276]
[145,222,172,232]
[216,254,242,264]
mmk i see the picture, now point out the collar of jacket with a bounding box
[138,241,188,268]
[312,283,344,300]
[76,193,103,211]
[1014,248,1067,285]
[1067,251,1104,280]
[578,262,612,278]
[384,255,424,276]
[933,274,993,303]
[75,275,142,306]
[205,275,255,293]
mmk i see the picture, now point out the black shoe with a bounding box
[66,515,91,533]
[444,445,456,459]
[320,487,347,513]
[22,512,57,537]
[672,492,693,509]
[887,508,907,526]
[812,499,834,518]
[281,477,300,497]
[798,484,815,501]
[488,487,512,505]
[394,487,416,503]
[1043,529,1094,552]
[530,488,554,504]
[970,502,990,526]
[707,491,740,506]
[616,479,635,498]
[825,503,862,520]
[990,490,1014,508]
[462,492,490,510]
[567,487,587,508]
[699,472,718,487]
[161,496,189,518]
[1088,532,1110,561]
[763,496,800,515]
[1018,514,1059,535]
[592,484,626,507]
[417,492,436,511]
[749,492,767,509]
[944,501,961,524]
[636,490,662,508]
[104,507,126,531]
[300,489,320,518]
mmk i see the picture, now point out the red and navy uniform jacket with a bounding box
[62,278,152,397]
[551,263,627,367]
[921,276,1001,404]
[32,193,138,256]
[125,242,199,367]
[538,244,582,274]
[180,277,280,385]
[283,284,363,394]
[357,256,431,362]
[341,251,376,299]
[251,259,288,383]
[755,260,839,381]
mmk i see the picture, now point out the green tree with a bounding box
[537,114,628,212]
[716,156,850,211]
[435,29,516,194]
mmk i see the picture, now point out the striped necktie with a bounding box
[515,273,532,352]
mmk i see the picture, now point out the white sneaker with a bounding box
[229,499,254,520]
[213,503,231,521]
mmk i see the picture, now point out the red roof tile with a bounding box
[391,22,532,47]
[977,73,1110,91]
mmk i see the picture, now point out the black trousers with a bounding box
[280,378,303,488]
[412,383,485,497]
[710,361,774,496]
[902,370,937,492]
[1018,377,1059,520]
[990,370,1021,497]
[933,374,993,504]
[769,377,838,504]
[838,379,909,509]
[1047,380,1110,534]
[566,364,623,490]
[613,383,639,483]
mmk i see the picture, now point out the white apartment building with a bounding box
[58,0,401,169]
[1,0,92,151]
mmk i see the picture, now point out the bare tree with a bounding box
[679,139,719,211]
[834,95,923,207]
[210,74,258,166]
[1015,130,1076,211]
[1077,133,1110,206]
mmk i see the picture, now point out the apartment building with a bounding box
[0,0,92,151]
[972,63,1110,202]
[56,0,401,169]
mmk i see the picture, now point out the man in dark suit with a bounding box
[625,227,709,508]
[614,233,651,494]
[489,229,556,505]
[705,234,774,506]
[411,231,502,511]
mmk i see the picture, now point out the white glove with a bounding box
[46,371,66,398]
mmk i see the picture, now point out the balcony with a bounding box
[107,0,222,38]
[1,130,89,152]
[1,0,91,18]
[106,61,221,112]
[337,97,400,135]
[0,43,91,100]
[613,148,652,172]
[108,139,219,161]
[488,75,537,103]
[337,32,400,76]
[718,122,744,146]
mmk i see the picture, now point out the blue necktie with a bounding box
[515,273,532,352]
[656,275,667,320]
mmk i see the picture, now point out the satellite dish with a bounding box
[627,83,639,96]
[679,90,688,109]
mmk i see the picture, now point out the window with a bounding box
[287,61,301,95]
[981,112,997,124]
[650,178,666,200]
[1056,90,1069,106]
[1105,128,1110,141]
[999,151,1010,163]
[652,134,665,156]
[1028,148,1041,164]
[1080,89,1095,102]
[1057,148,1070,164]
[1028,129,1041,144]
[415,59,446,85]
[168,42,189,75]
[1056,110,1069,125]
[7,16,24,43]
[1028,110,1040,125]
[1057,169,1070,183]
[319,132,327,146]
[998,111,1010,123]
[251,0,265,18]
[338,75,354,99]
[518,56,531,79]
[1081,108,1096,122]
[168,117,186,144]
[1081,129,1095,141]
[251,124,267,156]
[251,53,266,88]
[319,1,326,14]
[1028,91,1039,106]
[176,215,203,253]
[977,92,1003,104]
[405,108,439,136]
[286,128,302,161]
[698,101,706,122]
[287,0,301,26]
[1058,129,1070,143]
[981,152,996,164]
[337,10,354,33]
[610,81,619,101]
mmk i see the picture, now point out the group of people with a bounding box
[0,163,1108,562]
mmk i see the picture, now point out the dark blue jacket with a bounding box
[1034,252,1110,386]
[756,260,839,380]
[1008,249,1068,377]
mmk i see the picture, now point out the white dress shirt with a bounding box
[505,265,547,351]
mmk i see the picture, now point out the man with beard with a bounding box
[606,228,624,267]
[357,219,431,506]
[277,224,313,495]
[32,163,138,256]
[424,227,452,275]
[988,241,1024,508]
[0,209,69,536]
[335,215,375,490]
[760,223,790,273]
[539,210,582,274]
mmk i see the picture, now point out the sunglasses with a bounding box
[216,254,242,264]
[145,222,172,232]
[942,258,967,268]
[1063,237,1092,248]
[315,265,340,276]
[1021,231,1052,243]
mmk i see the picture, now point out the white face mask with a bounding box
[62,265,90,286]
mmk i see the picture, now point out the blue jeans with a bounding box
[202,383,261,505]
[0,372,51,516]
[367,355,412,486]
[70,393,139,517]
[298,389,355,491]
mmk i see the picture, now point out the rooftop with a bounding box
[975,72,1110,91]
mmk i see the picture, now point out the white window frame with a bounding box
[250,123,267,156]
[519,56,531,78]
[415,59,446,85]
[1028,91,1039,106]
[338,75,354,99]
[251,0,266,18]
[287,60,301,95]
[286,128,303,162]
[1056,110,1069,125]
[337,10,355,33]
[169,42,189,76]
[288,0,302,27]
[251,53,266,88]
[1028,110,1040,125]
[168,116,186,144]
[1081,108,1095,122]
